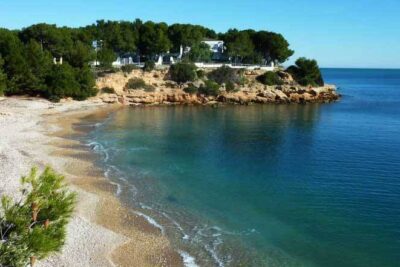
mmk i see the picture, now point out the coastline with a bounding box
[96,69,340,106]
[0,96,183,267]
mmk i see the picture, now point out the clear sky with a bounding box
[1,0,399,68]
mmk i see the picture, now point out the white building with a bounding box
[201,39,225,54]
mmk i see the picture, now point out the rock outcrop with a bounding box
[95,69,340,106]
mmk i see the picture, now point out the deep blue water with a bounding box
[84,69,400,267]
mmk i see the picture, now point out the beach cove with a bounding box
[0,69,399,267]
[0,97,186,267]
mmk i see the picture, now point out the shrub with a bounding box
[186,43,212,62]
[196,69,205,79]
[286,57,324,86]
[121,64,137,74]
[74,66,98,100]
[169,62,197,84]
[184,84,198,94]
[256,71,283,86]
[101,87,115,94]
[143,84,156,92]
[125,77,146,90]
[44,64,97,101]
[208,66,241,85]
[125,78,155,92]
[143,60,155,72]
[0,167,76,266]
[98,48,116,68]
[45,64,80,99]
[225,81,237,92]
[199,80,220,96]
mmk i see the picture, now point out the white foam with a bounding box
[139,203,153,210]
[161,212,190,241]
[87,141,110,162]
[133,211,164,234]
[108,180,122,196]
[178,250,199,267]
[204,241,225,267]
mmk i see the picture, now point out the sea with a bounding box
[80,69,400,267]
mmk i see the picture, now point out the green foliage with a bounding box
[220,29,294,64]
[0,167,76,267]
[199,80,220,96]
[101,86,115,94]
[67,41,94,68]
[287,58,324,86]
[252,31,294,64]
[74,65,98,100]
[143,60,155,72]
[168,23,216,52]
[0,56,6,95]
[138,21,171,56]
[19,24,73,57]
[225,81,237,92]
[125,77,155,91]
[94,20,138,54]
[45,64,97,101]
[169,62,197,84]
[183,84,198,94]
[0,20,296,101]
[0,26,97,101]
[24,39,53,95]
[97,47,116,68]
[143,84,155,92]
[125,77,146,89]
[208,66,241,85]
[256,71,283,86]
[45,64,80,99]
[196,69,205,79]
[0,29,33,95]
[224,30,254,62]
[186,43,212,62]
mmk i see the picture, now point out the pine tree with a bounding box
[0,167,76,267]
[0,56,6,96]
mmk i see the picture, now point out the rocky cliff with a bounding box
[96,69,340,106]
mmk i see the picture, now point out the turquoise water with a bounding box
[84,69,400,267]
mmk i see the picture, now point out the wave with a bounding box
[87,141,109,162]
[161,211,190,240]
[132,211,165,234]
[83,132,235,267]
[178,250,199,267]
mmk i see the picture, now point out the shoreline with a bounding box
[0,97,184,267]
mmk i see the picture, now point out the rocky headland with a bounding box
[96,68,340,106]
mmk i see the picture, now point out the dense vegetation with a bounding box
[0,27,97,101]
[169,62,197,84]
[207,65,243,85]
[125,77,155,92]
[0,167,76,267]
[199,80,220,96]
[0,19,301,100]
[287,58,324,86]
[183,84,199,94]
[256,71,284,86]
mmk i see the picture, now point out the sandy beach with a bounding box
[0,96,183,267]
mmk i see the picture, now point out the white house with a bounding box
[201,38,224,54]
